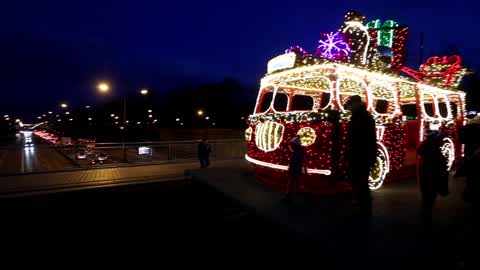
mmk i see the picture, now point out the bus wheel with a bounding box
[369,143,389,190]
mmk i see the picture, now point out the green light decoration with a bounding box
[367,19,399,48]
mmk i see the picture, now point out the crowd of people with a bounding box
[282,95,480,226]
[197,95,479,227]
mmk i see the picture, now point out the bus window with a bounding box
[374,100,389,114]
[451,102,458,118]
[424,103,435,117]
[401,104,417,119]
[438,102,449,118]
[422,93,435,117]
[274,92,289,111]
[259,91,273,113]
[320,92,331,109]
[291,95,314,111]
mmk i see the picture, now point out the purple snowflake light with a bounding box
[317,32,350,61]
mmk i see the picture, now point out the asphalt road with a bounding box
[0,134,75,175]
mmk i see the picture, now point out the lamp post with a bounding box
[97,82,149,162]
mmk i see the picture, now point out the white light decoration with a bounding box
[341,21,371,65]
[368,142,390,190]
[441,137,455,171]
[245,154,331,175]
[255,121,284,152]
[245,127,253,141]
[375,126,385,141]
[267,52,296,74]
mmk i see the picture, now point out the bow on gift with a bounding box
[401,55,469,88]
[366,19,399,48]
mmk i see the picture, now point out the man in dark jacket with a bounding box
[346,95,377,213]
[417,130,449,227]
[198,138,211,168]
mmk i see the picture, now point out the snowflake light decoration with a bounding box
[317,32,350,61]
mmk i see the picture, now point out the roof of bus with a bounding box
[260,63,465,97]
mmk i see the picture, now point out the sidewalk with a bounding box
[0,159,248,197]
[188,167,476,269]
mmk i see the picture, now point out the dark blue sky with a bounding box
[2,0,479,120]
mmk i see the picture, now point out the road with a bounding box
[0,134,75,175]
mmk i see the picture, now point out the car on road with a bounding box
[90,152,108,165]
[75,150,87,160]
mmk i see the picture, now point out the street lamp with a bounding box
[60,103,68,109]
[97,85,150,163]
[97,82,110,93]
[197,110,204,116]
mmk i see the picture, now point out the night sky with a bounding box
[2,0,479,120]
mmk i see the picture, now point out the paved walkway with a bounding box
[189,167,478,269]
[0,159,247,197]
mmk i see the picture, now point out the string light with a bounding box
[297,127,316,146]
[317,32,350,60]
[246,10,468,193]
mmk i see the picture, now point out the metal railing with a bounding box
[0,139,247,175]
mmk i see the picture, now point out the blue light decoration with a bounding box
[285,46,308,54]
[316,32,350,61]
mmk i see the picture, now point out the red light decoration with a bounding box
[401,55,469,88]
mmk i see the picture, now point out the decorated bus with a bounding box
[245,11,468,194]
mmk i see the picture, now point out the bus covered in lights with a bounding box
[245,11,468,194]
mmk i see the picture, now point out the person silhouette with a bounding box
[345,95,377,215]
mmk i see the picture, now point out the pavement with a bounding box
[0,159,246,197]
[188,166,480,269]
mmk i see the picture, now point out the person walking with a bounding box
[198,138,211,168]
[283,136,306,204]
[346,95,377,215]
[417,130,449,229]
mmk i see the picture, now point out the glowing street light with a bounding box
[115,116,119,120]
[176,118,180,122]
[97,82,110,93]
[148,114,153,118]
[48,111,53,114]
[69,118,73,121]
[148,109,152,113]
[205,116,210,120]
[197,110,204,116]
[110,114,115,117]
[140,89,149,95]
[65,111,70,115]
[60,103,68,109]
[85,105,91,109]
[88,118,92,121]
